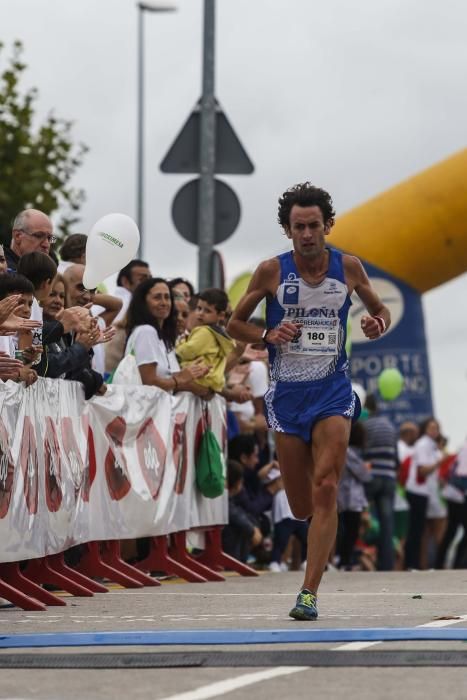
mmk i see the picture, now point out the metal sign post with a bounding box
[160,0,254,290]
[197,0,216,292]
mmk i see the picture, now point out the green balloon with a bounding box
[378,368,404,401]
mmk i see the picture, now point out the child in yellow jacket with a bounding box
[176,288,235,393]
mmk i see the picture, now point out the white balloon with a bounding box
[83,213,140,289]
[352,382,367,408]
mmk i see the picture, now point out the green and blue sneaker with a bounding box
[289,589,318,621]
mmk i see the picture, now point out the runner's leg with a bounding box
[275,433,313,520]
[276,416,350,595]
[305,415,350,592]
[275,432,317,619]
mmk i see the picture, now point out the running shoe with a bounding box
[288,589,318,621]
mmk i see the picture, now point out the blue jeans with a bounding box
[271,518,308,564]
[404,491,428,570]
[365,475,396,571]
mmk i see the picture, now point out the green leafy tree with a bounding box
[0,40,88,246]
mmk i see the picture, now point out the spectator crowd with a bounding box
[1,207,467,574]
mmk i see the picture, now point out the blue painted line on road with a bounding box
[1,627,467,648]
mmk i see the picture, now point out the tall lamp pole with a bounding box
[136,1,177,258]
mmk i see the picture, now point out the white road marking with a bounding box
[334,641,380,651]
[333,613,467,651]
[420,615,467,628]
[157,667,308,700]
[104,590,467,597]
[2,611,426,627]
[3,608,461,626]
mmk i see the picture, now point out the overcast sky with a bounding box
[2,0,467,447]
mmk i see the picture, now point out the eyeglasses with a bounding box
[19,229,56,244]
[76,283,97,294]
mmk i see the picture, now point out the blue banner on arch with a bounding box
[350,260,433,427]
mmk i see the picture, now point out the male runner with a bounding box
[228,182,390,620]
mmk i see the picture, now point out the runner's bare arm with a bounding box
[228,258,299,345]
[344,255,391,340]
[227,259,279,343]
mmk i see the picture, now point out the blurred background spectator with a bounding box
[363,394,398,571]
[58,233,87,272]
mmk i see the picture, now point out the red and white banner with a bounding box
[0,378,227,563]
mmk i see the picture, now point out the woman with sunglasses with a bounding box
[168,277,195,303]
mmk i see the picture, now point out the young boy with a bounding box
[0,273,40,385]
[222,460,263,563]
[15,252,93,350]
[263,467,309,572]
[17,252,56,298]
[17,250,58,345]
[176,288,235,393]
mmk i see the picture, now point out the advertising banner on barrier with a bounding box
[0,378,227,564]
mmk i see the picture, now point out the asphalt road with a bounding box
[1,569,467,699]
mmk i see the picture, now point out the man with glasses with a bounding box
[63,264,122,326]
[0,246,8,275]
[63,264,120,376]
[5,209,56,271]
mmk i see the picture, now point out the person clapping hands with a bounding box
[0,295,42,335]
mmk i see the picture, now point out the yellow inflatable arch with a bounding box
[332,148,467,293]
[229,148,467,299]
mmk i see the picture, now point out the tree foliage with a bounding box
[0,41,88,246]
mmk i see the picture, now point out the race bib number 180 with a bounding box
[287,318,340,356]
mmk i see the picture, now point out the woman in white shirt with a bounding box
[404,417,442,570]
[125,277,207,392]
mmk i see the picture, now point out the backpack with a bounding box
[195,411,225,498]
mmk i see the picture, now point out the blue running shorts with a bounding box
[264,372,361,442]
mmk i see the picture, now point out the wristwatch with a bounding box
[261,328,271,344]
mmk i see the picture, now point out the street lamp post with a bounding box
[136,1,177,258]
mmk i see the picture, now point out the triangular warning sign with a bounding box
[160,98,254,175]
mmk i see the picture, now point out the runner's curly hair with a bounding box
[277,182,336,230]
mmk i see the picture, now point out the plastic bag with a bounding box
[109,328,143,386]
[110,352,142,386]
[195,420,224,498]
